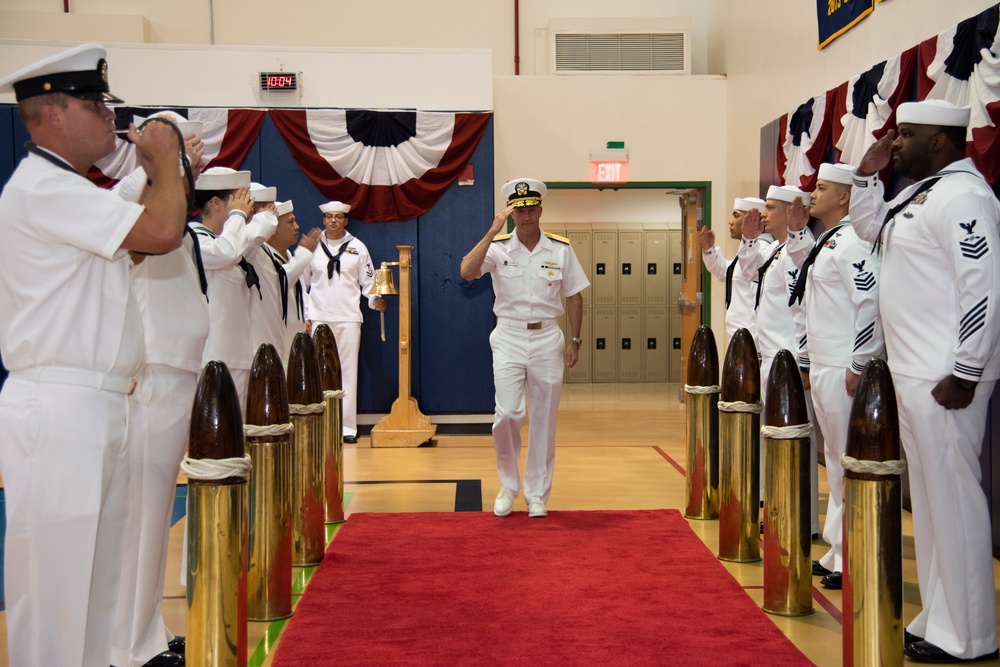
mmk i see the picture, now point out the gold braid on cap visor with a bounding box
[510,197,542,207]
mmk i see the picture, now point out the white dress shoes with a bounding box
[494,487,516,516]
[527,500,547,518]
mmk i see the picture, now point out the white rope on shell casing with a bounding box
[718,400,763,414]
[289,401,326,415]
[243,422,294,438]
[181,454,252,481]
[841,455,906,476]
[684,384,721,395]
[323,389,347,400]
[760,423,814,439]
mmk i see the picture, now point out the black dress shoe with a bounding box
[143,652,184,667]
[812,560,833,576]
[904,640,1000,664]
[820,571,842,589]
[343,435,358,444]
[906,630,924,646]
[167,636,185,655]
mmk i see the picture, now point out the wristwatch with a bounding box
[570,337,583,346]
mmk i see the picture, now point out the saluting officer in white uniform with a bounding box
[460,178,590,518]
[0,44,188,667]
[304,201,386,443]
[851,100,1000,664]
[269,201,321,367]
[785,163,883,592]
[190,168,277,413]
[739,184,820,534]
[700,197,766,340]
[109,111,208,667]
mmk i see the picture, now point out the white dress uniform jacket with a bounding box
[850,158,1000,659]
[304,231,378,438]
[702,245,757,338]
[249,242,314,365]
[0,148,144,667]
[191,210,277,409]
[786,219,882,574]
[281,246,313,365]
[480,231,589,504]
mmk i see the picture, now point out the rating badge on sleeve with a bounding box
[853,260,876,292]
[959,220,990,260]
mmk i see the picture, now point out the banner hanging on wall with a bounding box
[817,0,874,49]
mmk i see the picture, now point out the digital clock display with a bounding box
[259,72,298,91]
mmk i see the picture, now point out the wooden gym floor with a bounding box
[1,382,999,666]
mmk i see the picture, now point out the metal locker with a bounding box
[618,228,643,307]
[643,307,669,381]
[592,226,618,308]
[669,305,682,382]
[618,307,643,382]
[592,307,617,382]
[566,224,593,307]
[566,306,592,383]
[643,230,670,306]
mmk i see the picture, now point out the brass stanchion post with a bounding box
[185,361,250,667]
[684,325,720,519]
[287,332,327,566]
[762,349,813,616]
[718,328,762,562]
[244,343,293,621]
[843,359,904,666]
[314,324,346,524]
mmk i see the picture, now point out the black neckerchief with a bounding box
[755,243,785,310]
[320,237,350,279]
[191,223,262,299]
[183,225,209,301]
[788,223,848,306]
[264,246,290,323]
[725,256,738,308]
[873,176,942,255]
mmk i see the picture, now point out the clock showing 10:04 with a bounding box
[259,72,298,91]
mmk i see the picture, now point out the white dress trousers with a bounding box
[809,363,852,572]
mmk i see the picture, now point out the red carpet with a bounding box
[272,510,814,667]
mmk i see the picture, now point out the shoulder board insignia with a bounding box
[492,233,513,242]
[545,232,570,244]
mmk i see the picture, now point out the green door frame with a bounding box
[545,180,713,326]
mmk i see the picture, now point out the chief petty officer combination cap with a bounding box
[896,99,971,128]
[195,166,252,191]
[319,201,351,214]
[766,184,811,207]
[502,178,547,208]
[734,197,765,212]
[0,42,123,103]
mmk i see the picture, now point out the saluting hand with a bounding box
[742,208,764,240]
[699,227,715,251]
[131,121,181,180]
[298,228,322,253]
[490,205,515,236]
[858,130,895,177]
[183,133,206,179]
[227,187,254,218]
[787,196,810,232]
[258,201,278,216]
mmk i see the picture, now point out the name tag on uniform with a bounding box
[503,260,518,267]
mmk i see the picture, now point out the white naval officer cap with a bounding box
[896,99,970,128]
[276,200,294,217]
[734,197,765,212]
[250,182,278,202]
[501,178,547,207]
[195,166,251,191]
[766,184,811,207]
[816,163,855,186]
[134,111,203,138]
[319,201,351,214]
[0,42,123,103]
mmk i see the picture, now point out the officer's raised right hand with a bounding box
[490,205,515,236]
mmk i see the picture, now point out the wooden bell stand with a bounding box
[370,245,437,447]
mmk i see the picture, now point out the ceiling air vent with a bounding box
[553,32,688,74]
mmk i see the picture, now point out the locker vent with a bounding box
[553,32,688,74]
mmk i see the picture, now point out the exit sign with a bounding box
[591,161,628,183]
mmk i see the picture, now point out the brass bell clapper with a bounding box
[370,261,398,342]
